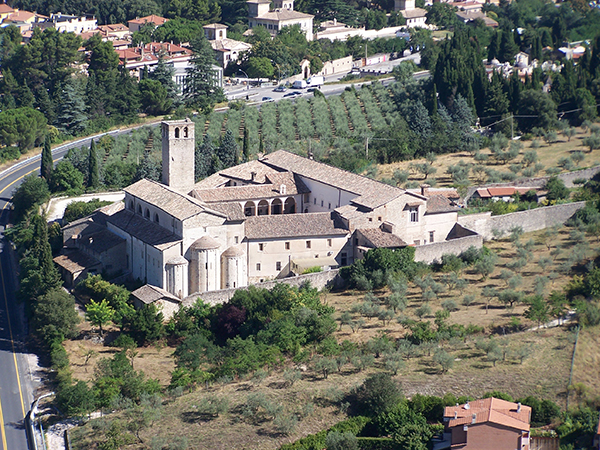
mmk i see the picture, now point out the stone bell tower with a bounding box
[162,118,195,194]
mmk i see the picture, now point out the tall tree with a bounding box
[195,134,215,181]
[242,127,250,162]
[183,34,225,113]
[56,81,88,135]
[88,139,99,189]
[150,55,180,107]
[217,129,238,168]
[41,135,53,182]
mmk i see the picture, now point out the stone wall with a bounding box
[457,202,586,240]
[414,234,483,264]
[182,268,343,307]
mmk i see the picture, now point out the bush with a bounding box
[351,373,403,417]
[63,199,112,225]
[326,431,359,450]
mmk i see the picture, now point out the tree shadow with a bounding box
[180,411,219,423]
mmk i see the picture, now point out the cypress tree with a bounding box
[243,127,250,162]
[88,139,99,189]
[41,135,53,182]
[195,134,215,180]
[217,129,238,168]
[259,134,264,154]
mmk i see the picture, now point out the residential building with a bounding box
[395,0,427,28]
[437,398,532,450]
[54,119,475,301]
[0,3,14,21]
[127,14,167,33]
[39,12,97,34]
[203,23,252,68]
[247,0,314,41]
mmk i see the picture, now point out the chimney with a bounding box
[454,411,457,419]
[250,171,257,181]
[463,402,470,410]
[517,402,521,413]
[333,18,337,25]
[420,183,430,197]
[471,413,476,424]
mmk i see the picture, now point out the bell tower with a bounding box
[162,118,195,194]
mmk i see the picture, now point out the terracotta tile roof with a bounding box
[244,212,349,239]
[193,172,308,203]
[124,179,221,221]
[401,7,427,18]
[209,38,252,52]
[426,194,459,214]
[263,151,404,210]
[54,250,101,274]
[487,187,517,196]
[98,23,128,32]
[106,206,182,250]
[476,188,491,198]
[132,284,181,304]
[195,159,283,188]
[358,228,406,248]
[0,4,14,14]
[204,202,245,221]
[6,10,35,21]
[128,14,167,25]
[444,398,531,431]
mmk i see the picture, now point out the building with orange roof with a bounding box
[127,14,167,33]
[0,3,14,21]
[436,398,531,450]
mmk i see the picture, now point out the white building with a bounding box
[40,12,97,34]
[203,23,252,68]
[55,119,475,301]
[395,0,427,28]
[247,0,314,41]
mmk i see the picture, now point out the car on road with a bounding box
[273,85,287,92]
[307,87,319,93]
[262,96,275,102]
[283,91,301,98]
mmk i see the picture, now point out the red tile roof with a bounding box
[128,14,167,26]
[444,398,531,431]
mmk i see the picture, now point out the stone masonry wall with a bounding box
[458,202,586,240]
[414,234,483,264]
[182,269,343,307]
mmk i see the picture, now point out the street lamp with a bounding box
[238,69,249,90]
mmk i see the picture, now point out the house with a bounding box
[127,14,167,33]
[395,0,427,28]
[131,284,182,320]
[98,23,130,40]
[39,12,97,34]
[203,24,252,68]
[2,9,47,33]
[0,3,14,21]
[439,398,532,450]
[247,0,314,41]
[55,119,477,301]
[473,186,544,203]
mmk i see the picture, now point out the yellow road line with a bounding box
[0,388,7,450]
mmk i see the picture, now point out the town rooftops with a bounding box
[263,150,404,210]
[244,212,349,240]
[131,284,182,305]
[125,179,224,221]
[444,398,531,431]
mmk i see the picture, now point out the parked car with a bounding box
[273,85,287,92]
[283,91,301,98]
[262,96,275,102]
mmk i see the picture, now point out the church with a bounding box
[56,119,467,302]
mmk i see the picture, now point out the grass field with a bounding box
[67,223,600,450]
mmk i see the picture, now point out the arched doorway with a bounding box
[284,198,296,214]
[271,199,282,215]
[257,200,269,215]
[244,201,256,216]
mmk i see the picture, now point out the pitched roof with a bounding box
[244,212,349,240]
[263,151,404,209]
[54,250,101,274]
[78,228,126,253]
[0,4,14,14]
[195,159,283,189]
[425,194,459,214]
[444,398,531,431]
[125,179,223,221]
[401,7,427,18]
[128,14,167,25]
[357,228,406,248]
[193,172,309,203]
[131,284,181,304]
[203,23,228,29]
[209,38,252,52]
[106,205,182,250]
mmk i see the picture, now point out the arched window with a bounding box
[129,201,134,211]
[175,127,180,138]
[154,213,160,223]
[145,208,150,219]
[244,201,256,216]
[137,204,142,214]
[184,127,188,138]
[257,200,269,215]
[284,197,296,214]
[271,198,282,215]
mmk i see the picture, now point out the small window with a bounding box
[321,200,324,207]
[306,240,311,249]
[129,201,134,210]
[429,231,435,243]
[304,194,310,202]
[276,261,282,270]
[341,253,347,266]
[256,263,261,271]
[145,208,150,219]
[285,242,290,250]
[235,236,239,244]
[328,203,331,210]
[137,205,142,214]
[174,127,180,138]
[154,213,159,223]
[313,198,316,205]
[327,239,332,247]
[259,243,264,251]
[368,217,373,222]
[378,216,382,222]
[184,127,188,138]
[413,240,420,246]
[354,238,358,245]
[410,207,418,223]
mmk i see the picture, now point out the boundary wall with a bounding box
[458,202,586,240]
[182,268,342,307]
[414,234,483,264]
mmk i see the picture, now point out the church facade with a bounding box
[56,119,469,300]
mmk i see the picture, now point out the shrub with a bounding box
[326,431,359,450]
[351,373,403,417]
